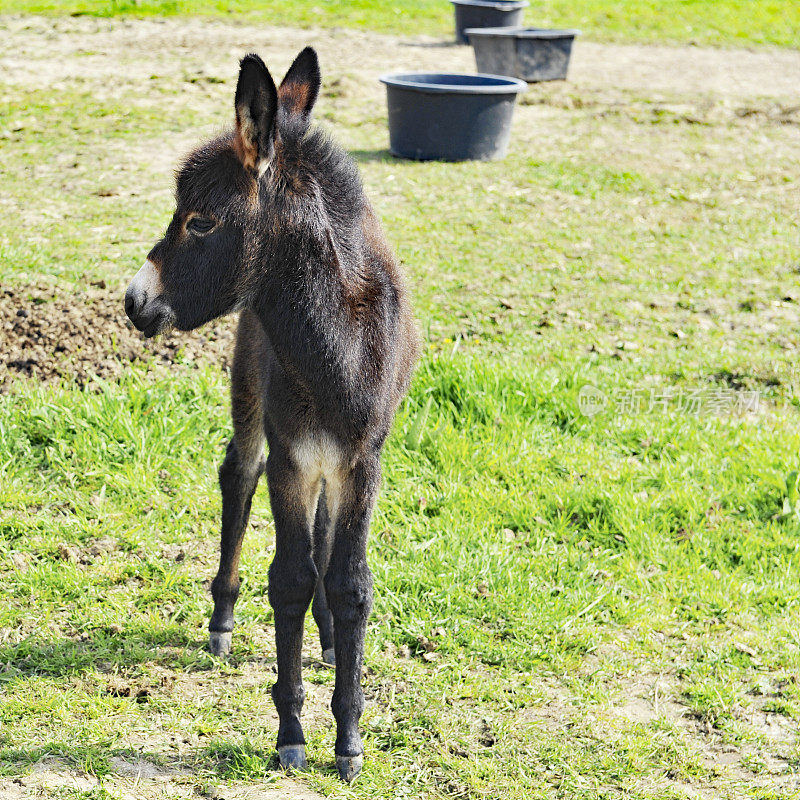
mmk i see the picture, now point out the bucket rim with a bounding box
[451,0,529,9]
[465,26,580,39]
[380,72,528,94]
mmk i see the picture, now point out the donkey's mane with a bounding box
[277,114,365,231]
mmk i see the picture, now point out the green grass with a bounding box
[2,359,800,798]
[2,8,800,800]
[2,0,800,47]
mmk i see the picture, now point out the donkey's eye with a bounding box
[187,216,216,235]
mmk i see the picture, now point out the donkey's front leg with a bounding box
[325,456,379,782]
[267,448,320,771]
[209,437,266,656]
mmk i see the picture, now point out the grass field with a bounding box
[2,0,800,47]
[1,7,800,800]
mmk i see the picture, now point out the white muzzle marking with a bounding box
[128,258,163,300]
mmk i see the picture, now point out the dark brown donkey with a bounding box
[124,49,418,782]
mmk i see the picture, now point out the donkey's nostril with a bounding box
[124,287,144,322]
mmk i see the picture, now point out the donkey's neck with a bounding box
[251,221,384,434]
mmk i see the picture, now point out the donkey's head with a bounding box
[124,48,321,337]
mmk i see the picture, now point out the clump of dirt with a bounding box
[0,284,234,391]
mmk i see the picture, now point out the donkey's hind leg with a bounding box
[325,455,380,782]
[267,444,321,771]
[311,483,336,666]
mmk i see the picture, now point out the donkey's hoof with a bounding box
[208,631,232,657]
[278,745,307,771]
[322,647,336,666]
[336,754,363,783]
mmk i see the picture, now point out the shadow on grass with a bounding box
[0,741,338,783]
[0,625,339,680]
[0,624,228,678]
[399,39,459,48]
[349,148,396,164]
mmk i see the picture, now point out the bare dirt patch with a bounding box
[1,15,798,103]
[570,41,800,102]
[0,283,234,391]
[609,673,800,796]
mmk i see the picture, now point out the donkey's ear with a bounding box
[234,54,278,175]
[278,47,321,120]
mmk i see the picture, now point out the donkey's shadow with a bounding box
[0,626,336,678]
[0,742,341,786]
[0,625,244,679]
[399,39,459,49]
[348,148,395,165]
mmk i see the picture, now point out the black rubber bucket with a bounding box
[451,0,528,45]
[380,72,527,161]
[466,27,580,82]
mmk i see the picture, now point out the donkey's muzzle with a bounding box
[124,259,174,338]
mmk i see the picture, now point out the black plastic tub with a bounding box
[380,73,527,161]
[465,27,580,82]
[451,0,528,45]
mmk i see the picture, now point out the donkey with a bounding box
[124,48,418,781]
